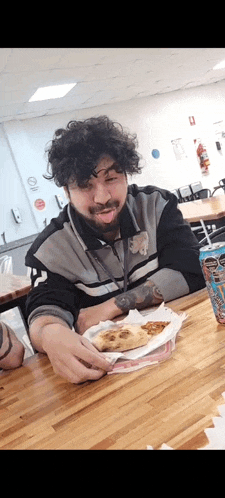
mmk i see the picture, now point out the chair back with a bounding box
[179,185,193,202]
[196,188,211,199]
[0,255,13,274]
[170,189,180,200]
[190,181,203,198]
[218,179,225,194]
[212,185,225,196]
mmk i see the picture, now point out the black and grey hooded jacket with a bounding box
[25,184,205,329]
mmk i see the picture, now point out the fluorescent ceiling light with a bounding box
[213,60,225,70]
[29,83,77,102]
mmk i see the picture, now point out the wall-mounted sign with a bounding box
[27,176,37,186]
[34,199,46,211]
[171,138,187,160]
[189,116,196,126]
[27,176,39,192]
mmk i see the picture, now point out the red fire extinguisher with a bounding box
[194,139,210,174]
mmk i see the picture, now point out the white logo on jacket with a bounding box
[129,231,149,256]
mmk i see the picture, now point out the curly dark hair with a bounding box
[44,115,142,188]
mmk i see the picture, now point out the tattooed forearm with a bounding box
[114,280,163,313]
[0,322,13,361]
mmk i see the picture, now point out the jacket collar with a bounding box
[68,200,140,251]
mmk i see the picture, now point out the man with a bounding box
[25,115,205,384]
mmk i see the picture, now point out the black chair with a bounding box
[171,189,182,203]
[200,226,225,246]
[219,178,225,191]
[178,185,194,202]
[190,181,203,199]
[215,179,225,194]
[212,185,225,196]
[195,188,211,199]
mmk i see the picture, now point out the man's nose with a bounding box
[93,184,111,204]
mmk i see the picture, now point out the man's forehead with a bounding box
[93,164,117,177]
[93,156,116,176]
[67,156,123,190]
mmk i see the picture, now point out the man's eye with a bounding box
[106,177,117,182]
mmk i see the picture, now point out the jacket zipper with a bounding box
[91,238,129,294]
[111,243,121,262]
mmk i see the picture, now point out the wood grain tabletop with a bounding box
[0,274,31,305]
[1,287,225,449]
[179,194,225,223]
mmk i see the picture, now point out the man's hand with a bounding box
[76,299,122,335]
[29,278,163,383]
[41,323,113,384]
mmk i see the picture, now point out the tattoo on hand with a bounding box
[115,280,163,313]
[0,323,13,361]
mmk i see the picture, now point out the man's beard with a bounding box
[72,199,126,235]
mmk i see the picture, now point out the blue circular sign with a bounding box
[152,149,160,159]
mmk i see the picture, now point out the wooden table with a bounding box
[0,274,31,323]
[179,194,225,225]
[1,287,225,450]
[0,274,31,305]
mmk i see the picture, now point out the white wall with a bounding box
[3,120,68,233]
[2,79,225,242]
[0,125,39,243]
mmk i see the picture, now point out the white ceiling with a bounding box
[1,48,225,123]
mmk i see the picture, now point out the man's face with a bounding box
[64,156,128,235]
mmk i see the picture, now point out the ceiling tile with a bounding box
[0,48,12,72]
[55,48,110,67]
[3,48,66,72]
[2,48,225,122]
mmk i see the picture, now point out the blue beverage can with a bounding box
[199,242,225,324]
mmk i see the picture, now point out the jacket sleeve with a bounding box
[25,268,81,328]
[149,192,205,301]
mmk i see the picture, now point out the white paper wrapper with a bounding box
[147,444,173,450]
[83,303,187,373]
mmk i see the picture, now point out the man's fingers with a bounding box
[42,325,113,384]
[55,354,106,384]
[79,336,113,372]
[80,335,103,355]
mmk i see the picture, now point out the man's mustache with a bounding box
[89,200,120,215]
